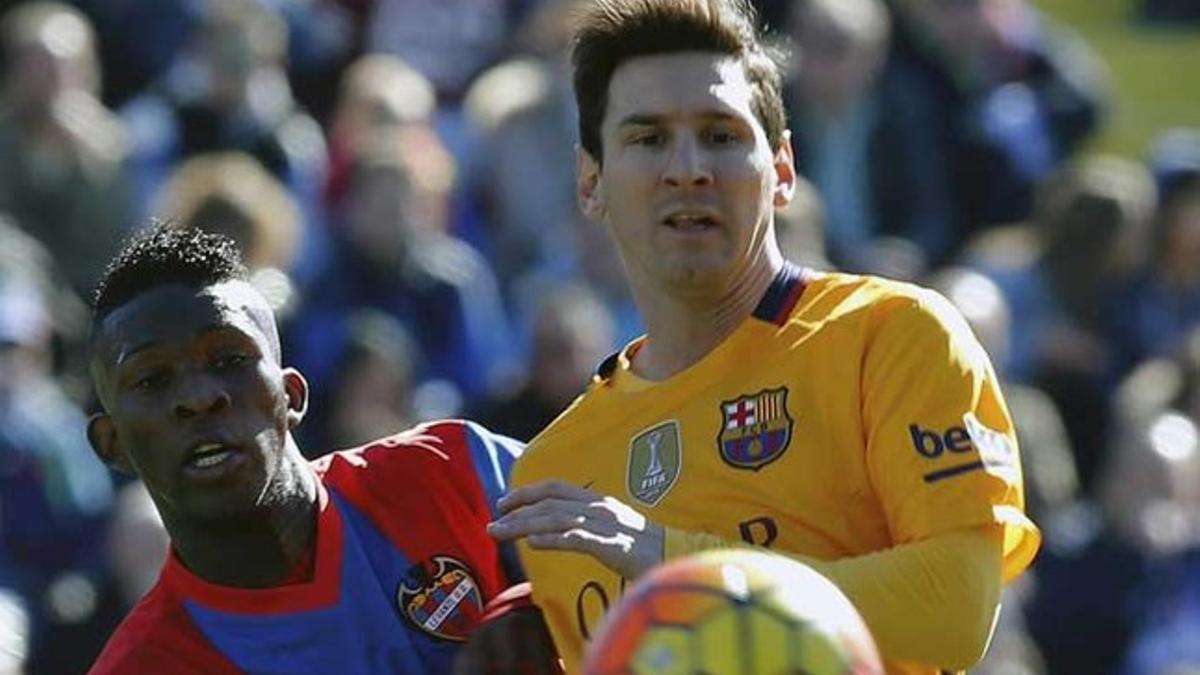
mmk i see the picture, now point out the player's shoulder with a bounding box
[800,270,928,310]
[90,583,235,674]
[800,271,968,335]
[520,354,628,457]
[315,419,516,469]
[312,419,523,498]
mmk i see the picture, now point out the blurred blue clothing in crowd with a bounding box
[1111,133,1200,371]
[886,0,1105,246]
[0,277,114,672]
[286,231,516,419]
[1122,548,1200,674]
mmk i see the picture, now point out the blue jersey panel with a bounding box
[182,492,458,675]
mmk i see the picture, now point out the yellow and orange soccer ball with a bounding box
[583,549,883,675]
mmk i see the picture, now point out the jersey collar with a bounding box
[751,260,812,326]
[592,261,813,384]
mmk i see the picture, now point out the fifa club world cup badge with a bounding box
[627,420,682,507]
[398,556,484,641]
[717,388,793,470]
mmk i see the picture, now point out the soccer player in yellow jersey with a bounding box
[483,1,1042,673]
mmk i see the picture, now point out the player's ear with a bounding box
[87,413,134,475]
[577,144,606,221]
[282,367,309,429]
[772,131,797,209]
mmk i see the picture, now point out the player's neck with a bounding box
[631,252,781,381]
[167,450,320,588]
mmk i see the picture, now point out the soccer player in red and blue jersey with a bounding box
[85,225,556,674]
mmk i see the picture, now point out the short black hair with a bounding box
[93,222,249,325]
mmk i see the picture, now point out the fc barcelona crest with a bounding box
[717,388,793,470]
[627,420,682,507]
[398,555,484,642]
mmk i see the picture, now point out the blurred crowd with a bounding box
[0,0,1196,673]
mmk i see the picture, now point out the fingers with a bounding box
[488,498,607,541]
[489,485,663,580]
[497,479,597,515]
[525,529,640,579]
[527,528,635,554]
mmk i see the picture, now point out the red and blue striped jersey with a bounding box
[90,420,522,675]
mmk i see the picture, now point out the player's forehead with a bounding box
[604,52,759,130]
[96,280,276,363]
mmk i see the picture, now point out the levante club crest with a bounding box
[717,387,793,470]
[398,556,484,642]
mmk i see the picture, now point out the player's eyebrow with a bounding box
[616,113,667,128]
[116,339,166,365]
[616,110,742,129]
[116,324,248,365]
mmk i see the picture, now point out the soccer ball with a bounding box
[582,549,882,675]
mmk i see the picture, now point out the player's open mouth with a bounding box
[662,211,720,231]
[184,441,244,473]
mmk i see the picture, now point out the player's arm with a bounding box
[664,524,1002,669]
[492,483,1001,669]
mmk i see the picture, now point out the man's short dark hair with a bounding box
[571,0,787,162]
[92,222,249,326]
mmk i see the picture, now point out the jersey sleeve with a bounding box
[457,420,527,582]
[862,287,1040,581]
[328,420,527,590]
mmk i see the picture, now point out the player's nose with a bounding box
[172,373,232,420]
[662,135,713,188]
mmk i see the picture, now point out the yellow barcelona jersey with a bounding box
[511,265,1041,674]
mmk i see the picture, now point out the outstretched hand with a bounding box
[487,480,665,580]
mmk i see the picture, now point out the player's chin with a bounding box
[181,476,273,521]
[660,263,733,295]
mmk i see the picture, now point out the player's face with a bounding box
[578,52,794,295]
[88,281,307,524]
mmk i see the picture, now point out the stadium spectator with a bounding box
[786,0,951,276]
[359,0,530,102]
[1111,328,1200,674]
[1026,336,1200,675]
[120,0,326,236]
[886,0,1107,250]
[0,212,92,388]
[286,125,516,412]
[475,284,616,442]
[324,54,437,215]
[317,309,418,453]
[0,1,132,300]
[85,225,534,673]
[477,1,1039,673]
[463,1,582,292]
[970,155,1156,494]
[1111,132,1200,372]
[154,152,302,276]
[0,273,114,674]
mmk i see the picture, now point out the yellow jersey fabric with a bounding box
[512,266,1041,673]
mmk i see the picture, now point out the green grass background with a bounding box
[1033,0,1199,158]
